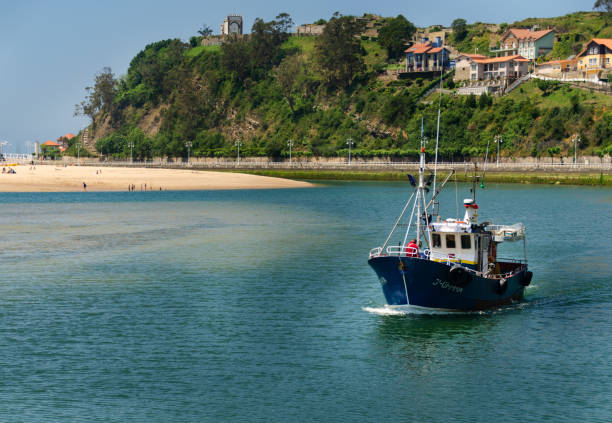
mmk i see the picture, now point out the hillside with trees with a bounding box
[73,10,612,163]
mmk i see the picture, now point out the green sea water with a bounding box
[0,183,610,422]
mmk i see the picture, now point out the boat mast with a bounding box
[432,48,444,194]
[416,117,426,245]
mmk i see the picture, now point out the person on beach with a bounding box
[83,182,87,191]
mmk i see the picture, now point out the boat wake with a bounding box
[362,305,485,316]
[363,301,530,316]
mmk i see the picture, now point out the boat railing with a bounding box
[369,247,383,258]
[423,249,467,265]
[369,245,419,259]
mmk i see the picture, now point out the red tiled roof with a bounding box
[428,47,448,53]
[405,42,432,53]
[458,53,488,60]
[42,140,60,146]
[538,58,577,66]
[61,133,76,140]
[508,28,553,41]
[576,38,612,58]
[473,55,529,64]
[592,38,612,50]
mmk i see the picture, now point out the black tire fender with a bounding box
[521,271,533,287]
[448,265,472,288]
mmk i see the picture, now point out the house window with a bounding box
[607,58,610,65]
[461,235,471,249]
[471,64,476,71]
[589,58,597,65]
[500,62,505,68]
[432,233,441,248]
[446,235,456,249]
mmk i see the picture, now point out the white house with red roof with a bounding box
[405,41,452,72]
[454,53,488,81]
[471,55,529,81]
[493,28,555,60]
[454,53,529,94]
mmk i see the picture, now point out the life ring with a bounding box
[497,278,508,295]
[448,265,472,288]
[520,271,533,287]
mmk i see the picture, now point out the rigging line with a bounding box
[482,138,491,188]
[421,184,432,249]
[381,190,416,252]
[424,170,455,212]
[455,171,459,219]
[403,189,420,248]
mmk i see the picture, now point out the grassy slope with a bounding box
[512,11,611,39]
[507,81,612,109]
[185,44,220,58]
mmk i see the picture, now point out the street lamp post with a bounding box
[495,135,503,167]
[572,134,580,167]
[0,141,8,162]
[235,140,242,163]
[346,138,354,165]
[287,139,294,165]
[185,141,193,165]
[128,141,134,164]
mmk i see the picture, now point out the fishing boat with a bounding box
[367,139,532,312]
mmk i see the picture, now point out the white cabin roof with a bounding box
[431,219,473,233]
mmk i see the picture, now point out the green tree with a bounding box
[452,18,468,42]
[547,146,560,164]
[274,54,305,116]
[593,0,611,13]
[221,35,251,80]
[74,67,118,122]
[377,15,416,60]
[314,13,365,88]
[221,14,293,81]
[197,24,213,37]
[249,13,293,77]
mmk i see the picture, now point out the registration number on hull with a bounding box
[432,278,464,294]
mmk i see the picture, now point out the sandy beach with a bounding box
[0,164,312,192]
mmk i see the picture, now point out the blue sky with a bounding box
[0,0,589,152]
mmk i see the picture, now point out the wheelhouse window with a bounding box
[461,235,471,249]
[445,235,456,249]
[432,233,441,248]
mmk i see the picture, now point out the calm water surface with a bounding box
[0,182,610,422]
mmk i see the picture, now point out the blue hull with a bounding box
[368,256,527,311]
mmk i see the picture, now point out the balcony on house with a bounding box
[489,45,518,57]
